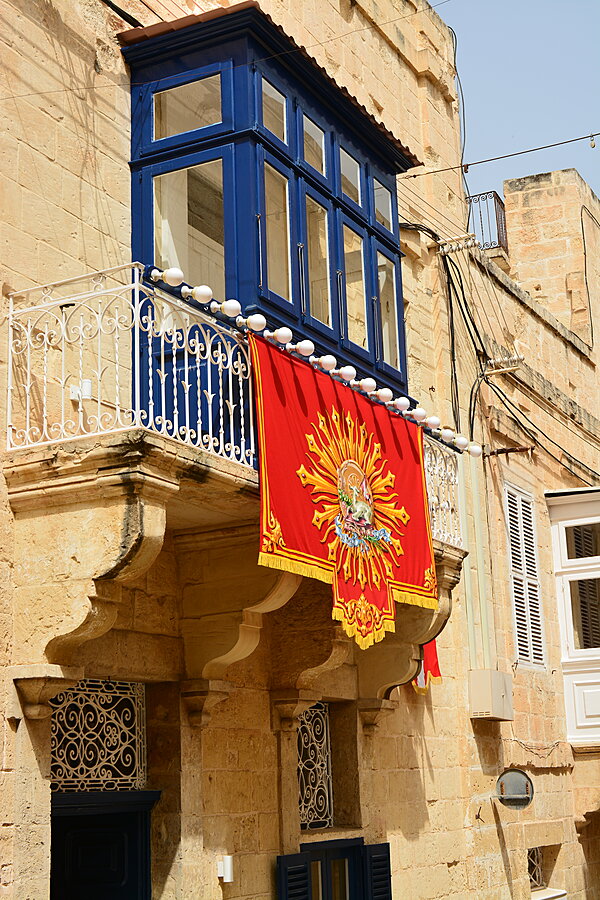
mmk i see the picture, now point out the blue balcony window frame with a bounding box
[296,103,334,192]
[136,144,237,303]
[256,71,293,154]
[299,181,338,341]
[125,6,413,395]
[337,142,368,221]
[371,238,405,382]
[134,60,235,160]
[258,146,300,311]
[370,166,400,242]
[338,213,373,364]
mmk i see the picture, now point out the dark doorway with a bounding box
[277,838,392,900]
[51,791,160,900]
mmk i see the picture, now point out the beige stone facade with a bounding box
[1,1,600,898]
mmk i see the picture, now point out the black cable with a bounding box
[400,222,461,430]
[405,131,600,179]
[448,26,470,211]
[581,205,599,347]
[468,372,486,441]
[446,255,488,358]
[485,378,600,483]
[98,0,143,28]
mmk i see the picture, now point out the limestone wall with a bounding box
[1,0,600,899]
[504,169,600,347]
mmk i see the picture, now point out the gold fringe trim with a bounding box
[331,605,396,650]
[258,552,333,584]
[412,671,442,695]
[392,587,438,610]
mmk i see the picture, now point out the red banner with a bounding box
[250,336,437,649]
[412,640,442,693]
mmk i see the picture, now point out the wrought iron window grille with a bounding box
[527,847,545,888]
[297,701,334,829]
[50,679,146,792]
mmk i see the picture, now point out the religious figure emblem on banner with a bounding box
[297,408,411,646]
[249,335,438,651]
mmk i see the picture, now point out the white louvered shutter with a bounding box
[506,487,545,665]
[577,579,600,649]
[572,525,596,559]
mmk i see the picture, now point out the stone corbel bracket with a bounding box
[4,432,180,667]
[271,690,321,732]
[8,664,84,720]
[358,699,398,735]
[180,678,233,728]
[175,527,302,693]
[356,540,467,700]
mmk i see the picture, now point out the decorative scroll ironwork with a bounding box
[424,437,462,548]
[7,263,255,468]
[297,702,333,830]
[527,847,545,888]
[467,191,508,252]
[50,680,146,792]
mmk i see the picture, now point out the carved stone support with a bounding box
[4,434,182,668]
[175,526,302,684]
[9,664,84,720]
[355,540,467,699]
[357,699,397,735]
[271,690,320,732]
[180,678,233,727]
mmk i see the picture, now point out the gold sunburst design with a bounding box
[297,407,410,646]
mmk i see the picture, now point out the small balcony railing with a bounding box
[7,264,255,467]
[6,263,461,547]
[467,190,508,252]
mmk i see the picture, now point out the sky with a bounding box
[438,0,599,201]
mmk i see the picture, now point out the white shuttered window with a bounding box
[506,487,545,666]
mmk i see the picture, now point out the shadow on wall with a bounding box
[383,684,433,839]
[471,718,504,776]
[579,808,600,900]
[146,682,182,898]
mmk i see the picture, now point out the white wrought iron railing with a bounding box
[7,263,462,546]
[424,438,462,547]
[7,263,255,467]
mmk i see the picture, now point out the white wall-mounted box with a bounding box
[469,669,514,721]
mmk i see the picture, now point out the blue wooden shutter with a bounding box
[277,852,312,900]
[364,842,392,900]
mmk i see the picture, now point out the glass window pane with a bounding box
[304,116,325,174]
[262,78,286,142]
[154,160,224,299]
[265,163,291,301]
[343,225,367,349]
[330,858,349,900]
[154,74,221,140]
[311,861,323,900]
[306,197,331,326]
[571,578,600,649]
[374,178,393,231]
[566,523,600,559]
[378,253,399,369]
[340,148,361,205]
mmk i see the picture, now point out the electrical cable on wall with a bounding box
[581,205,599,347]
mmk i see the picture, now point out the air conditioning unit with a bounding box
[469,669,514,721]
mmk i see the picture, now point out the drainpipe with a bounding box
[457,454,478,670]
[470,455,493,669]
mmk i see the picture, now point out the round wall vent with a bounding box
[496,768,534,809]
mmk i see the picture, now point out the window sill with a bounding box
[299,826,363,843]
[532,887,567,899]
